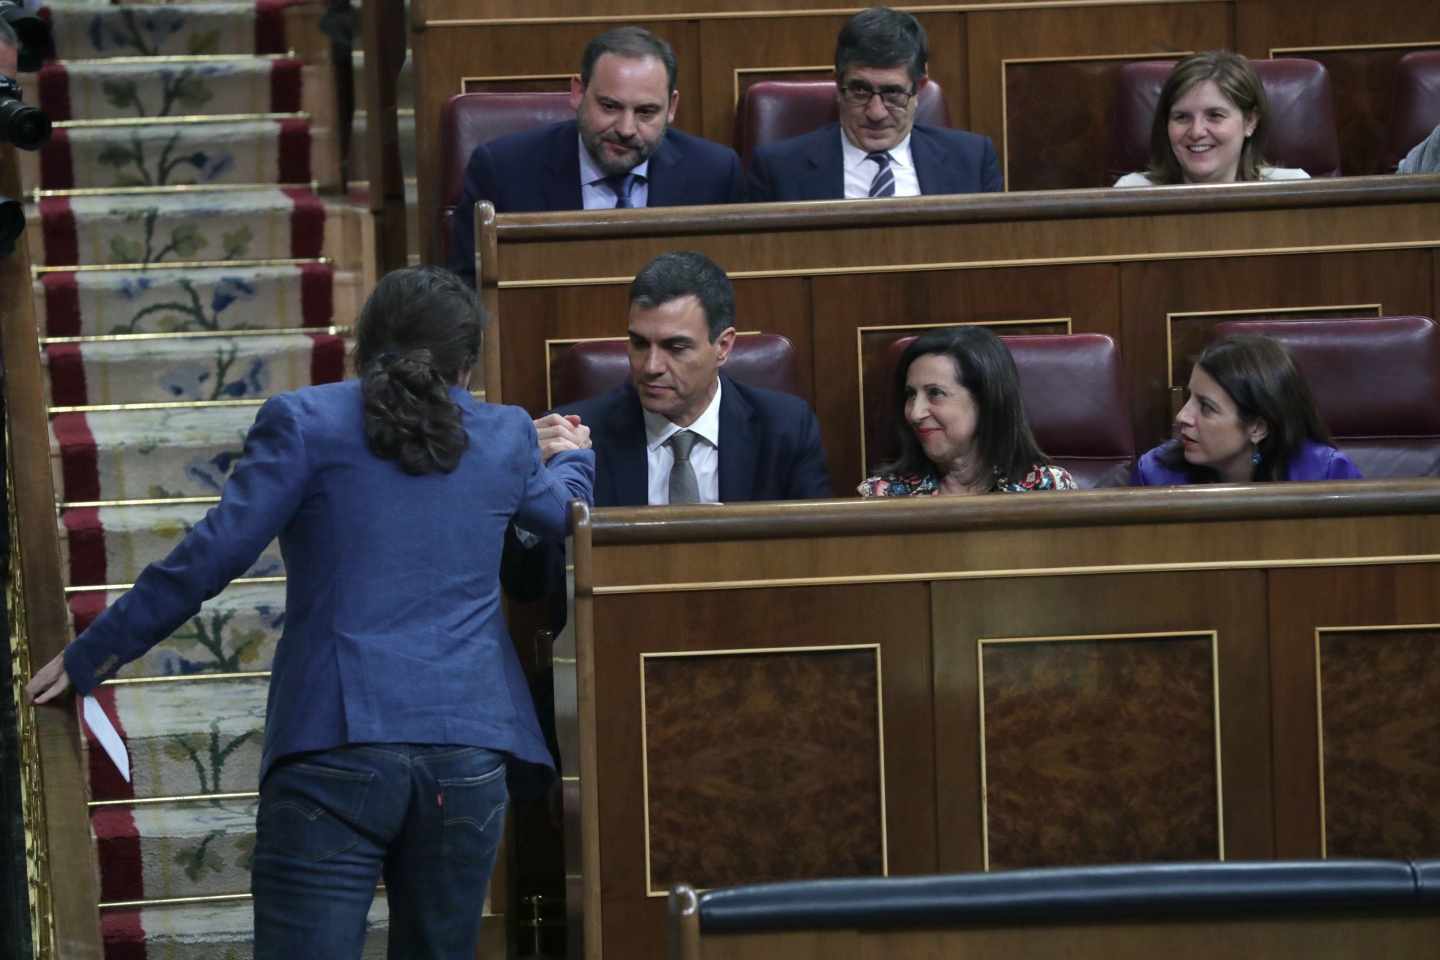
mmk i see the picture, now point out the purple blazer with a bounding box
[1132,438,1363,485]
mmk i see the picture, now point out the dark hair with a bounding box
[880,326,1050,484]
[354,266,484,475]
[1162,334,1334,482]
[629,251,735,341]
[580,26,677,94]
[1147,51,1270,184]
[835,7,928,84]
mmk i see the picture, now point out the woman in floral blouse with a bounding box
[859,326,1077,497]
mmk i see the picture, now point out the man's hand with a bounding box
[27,651,72,705]
[535,413,592,463]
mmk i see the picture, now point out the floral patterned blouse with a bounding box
[857,463,1077,497]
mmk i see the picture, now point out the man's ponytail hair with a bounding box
[355,266,485,475]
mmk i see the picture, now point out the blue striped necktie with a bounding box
[867,152,895,197]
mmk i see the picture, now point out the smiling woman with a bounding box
[858,327,1076,497]
[1114,51,1311,187]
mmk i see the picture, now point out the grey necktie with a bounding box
[667,430,701,505]
[867,151,895,197]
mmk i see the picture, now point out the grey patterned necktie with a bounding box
[667,430,701,505]
[866,151,895,197]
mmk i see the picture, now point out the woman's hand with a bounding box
[26,651,73,705]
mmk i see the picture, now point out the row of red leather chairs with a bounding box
[438,51,1440,261]
[550,315,1440,488]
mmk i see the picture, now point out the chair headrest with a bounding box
[550,334,803,409]
[1211,316,1440,436]
[1385,51,1440,172]
[734,78,950,166]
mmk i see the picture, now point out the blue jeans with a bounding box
[252,744,508,959]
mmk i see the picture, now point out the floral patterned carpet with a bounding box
[26,1,388,955]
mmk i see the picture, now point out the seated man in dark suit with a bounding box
[538,250,831,505]
[506,251,830,627]
[449,26,745,284]
[747,7,1003,202]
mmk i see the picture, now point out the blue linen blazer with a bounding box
[63,380,595,782]
[1130,438,1363,485]
[559,373,833,505]
[448,119,745,284]
[746,122,1003,202]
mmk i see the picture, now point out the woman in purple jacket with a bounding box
[1133,334,1362,485]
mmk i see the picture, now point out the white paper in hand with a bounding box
[83,695,131,783]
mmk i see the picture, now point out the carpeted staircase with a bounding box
[24,1,394,955]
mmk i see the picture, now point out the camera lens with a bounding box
[0,97,49,150]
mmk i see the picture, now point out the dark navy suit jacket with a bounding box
[501,375,831,626]
[561,374,832,506]
[63,381,594,783]
[449,119,745,283]
[746,122,1003,202]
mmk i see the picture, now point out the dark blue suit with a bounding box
[746,122,1003,202]
[449,119,745,283]
[501,374,830,630]
[561,374,832,505]
[63,381,595,782]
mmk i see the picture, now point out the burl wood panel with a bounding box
[933,571,1272,872]
[858,318,1071,475]
[643,646,884,890]
[1119,250,1434,450]
[812,265,1120,486]
[981,634,1220,869]
[1004,56,1189,192]
[1319,628,1440,858]
[1267,565,1440,859]
[590,581,934,960]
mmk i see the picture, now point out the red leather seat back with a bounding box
[734,79,950,167]
[550,333,803,409]
[1211,316,1440,478]
[439,91,575,263]
[873,333,1135,489]
[1107,58,1342,183]
[1385,51,1440,172]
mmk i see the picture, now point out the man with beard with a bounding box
[449,26,744,285]
[747,7,1002,202]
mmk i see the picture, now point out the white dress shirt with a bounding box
[841,129,920,199]
[577,133,652,209]
[643,378,722,505]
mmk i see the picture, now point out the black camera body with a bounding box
[0,74,49,152]
[0,0,53,255]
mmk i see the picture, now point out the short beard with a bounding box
[580,128,659,177]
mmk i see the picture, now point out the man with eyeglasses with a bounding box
[747,7,1002,202]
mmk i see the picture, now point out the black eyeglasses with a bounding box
[839,79,916,110]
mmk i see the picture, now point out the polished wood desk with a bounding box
[558,480,1440,959]
[411,0,1440,259]
[477,175,1440,490]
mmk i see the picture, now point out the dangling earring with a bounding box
[1250,443,1262,466]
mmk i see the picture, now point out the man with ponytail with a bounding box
[28,266,594,959]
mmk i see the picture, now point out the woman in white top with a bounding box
[1114,51,1310,187]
